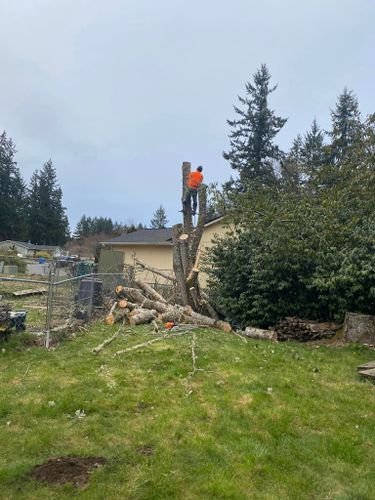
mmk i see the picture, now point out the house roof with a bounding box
[102,216,225,246]
[1,240,61,251]
[103,228,173,246]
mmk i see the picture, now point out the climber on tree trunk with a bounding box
[182,165,203,215]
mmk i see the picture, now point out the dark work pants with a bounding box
[183,187,198,213]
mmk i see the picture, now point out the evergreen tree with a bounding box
[224,64,287,188]
[27,160,69,245]
[301,119,325,177]
[150,205,168,229]
[0,131,27,240]
[329,88,361,163]
[280,134,303,190]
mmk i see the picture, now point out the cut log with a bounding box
[120,287,169,314]
[182,307,231,332]
[105,301,118,325]
[118,300,128,309]
[134,279,167,304]
[357,360,375,371]
[343,312,375,345]
[111,309,130,324]
[358,368,375,380]
[134,258,176,283]
[128,308,158,326]
[244,327,277,341]
[159,307,185,323]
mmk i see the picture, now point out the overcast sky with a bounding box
[1,0,374,230]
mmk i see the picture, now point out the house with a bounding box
[0,240,63,258]
[101,216,228,285]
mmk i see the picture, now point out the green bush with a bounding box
[0,255,27,273]
[35,251,51,260]
[206,144,375,327]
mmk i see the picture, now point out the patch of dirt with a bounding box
[136,445,155,456]
[136,401,151,411]
[30,456,106,488]
[236,393,253,407]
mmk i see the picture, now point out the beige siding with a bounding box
[108,244,173,283]
[106,220,230,287]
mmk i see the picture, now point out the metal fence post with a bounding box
[45,264,55,348]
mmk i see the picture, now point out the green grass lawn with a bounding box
[0,324,374,499]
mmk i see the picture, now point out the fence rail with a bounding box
[0,262,175,347]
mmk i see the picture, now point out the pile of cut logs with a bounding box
[275,317,340,342]
[105,281,232,333]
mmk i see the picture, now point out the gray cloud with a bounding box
[0,0,374,229]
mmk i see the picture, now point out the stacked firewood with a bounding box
[104,282,231,333]
[275,317,340,342]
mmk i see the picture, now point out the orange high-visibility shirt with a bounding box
[187,171,203,189]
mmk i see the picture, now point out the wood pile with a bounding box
[275,317,340,342]
[104,283,231,333]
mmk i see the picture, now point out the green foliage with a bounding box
[27,160,69,246]
[223,64,287,189]
[0,131,27,241]
[150,205,168,229]
[74,215,143,239]
[34,251,51,260]
[328,88,362,164]
[208,114,375,327]
[0,254,27,273]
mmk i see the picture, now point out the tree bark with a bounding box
[134,279,168,304]
[244,327,277,341]
[128,308,158,326]
[134,258,177,283]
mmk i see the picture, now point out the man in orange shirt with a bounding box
[183,166,203,215]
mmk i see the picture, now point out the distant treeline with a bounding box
[73,215,144,239]
[0,132,69,246]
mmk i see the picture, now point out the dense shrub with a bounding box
[206,118,375,327]
[0,254,27,273]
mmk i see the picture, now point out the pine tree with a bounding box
[301,119,325,176]
[27,160,69,245]
[329,88,362,163]
[150,205,168,229]
[280,134,303,190]
[224,64,287,188]
[0,131,27,240]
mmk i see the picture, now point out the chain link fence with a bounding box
[1,261,176,347]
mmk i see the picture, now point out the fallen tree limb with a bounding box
[128,308,158,326]
[118,286,169,314]
[244,327,277,341]
[134,279,167,304]
[114,330,192,356]
[93,323,127,354]
[134,258,177,283]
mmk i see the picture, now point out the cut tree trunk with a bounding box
[128,308,158,326]
[118,287,169,314]
[134,279,168,304]
[172,161,215,318]
[244,327,277,341]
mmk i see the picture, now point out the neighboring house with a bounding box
[101,216,228,284]
[0,240,63,258]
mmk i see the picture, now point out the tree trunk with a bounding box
[134,279,168,304]
[244,327,277,341]
[172,161,215,317]
[128,308,158,326]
